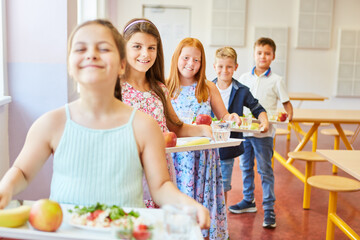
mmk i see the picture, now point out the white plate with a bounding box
[66,207,158,233]
[68,222,111,232]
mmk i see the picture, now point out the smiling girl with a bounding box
[119,18,212,209]
[0,20,210,229]
[167,38,241,240]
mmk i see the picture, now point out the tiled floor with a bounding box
[227,124,360,240]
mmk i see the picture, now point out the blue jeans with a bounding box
[240,137,275,210]
[220,158,234,192]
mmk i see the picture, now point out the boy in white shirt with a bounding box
[229,38,293,229]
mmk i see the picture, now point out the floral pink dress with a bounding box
[121,81,177,208]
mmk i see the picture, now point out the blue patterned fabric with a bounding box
[171,83,228,240]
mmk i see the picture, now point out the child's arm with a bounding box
[257,112,269,133]
[134,112,210,229]
[244,90,269,132]
[0,110,61,209]
[165,98,212,138]
[283,101,293,121]
[207,81,241,125]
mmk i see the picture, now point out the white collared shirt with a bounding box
[239,67,289,138]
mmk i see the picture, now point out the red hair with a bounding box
[166,38,209,103]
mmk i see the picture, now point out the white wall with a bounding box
[115,0,360,110]
[6,0,75,200]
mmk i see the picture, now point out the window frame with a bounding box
[0,0,11,106]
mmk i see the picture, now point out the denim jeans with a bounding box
[240,137,275,210]
[220,158,235,192]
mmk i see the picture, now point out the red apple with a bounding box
[163,132,177,147]
[29,199,63,232]
[277,112,288,122]
[195,114,212,126]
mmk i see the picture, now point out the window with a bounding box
[0,0,11,106]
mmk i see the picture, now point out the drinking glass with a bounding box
[177,110,194,124]
[163,204,197,240]
[240,116,253,129]
[211,121,231,141]
[268,110,278,121]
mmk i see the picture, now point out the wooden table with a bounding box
[316,150,360,240]
[285,92,329,152]
[274,109,360,209]
[317,150,360,180]
[289,92,328,108]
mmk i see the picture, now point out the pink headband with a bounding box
[123,20,151,33]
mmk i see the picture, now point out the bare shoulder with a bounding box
[33,106,66,130]
[29,106,67,148]
[206,80,216,89]
[132,110,159,132]
[206,80,217,92]
[206,80,220,97]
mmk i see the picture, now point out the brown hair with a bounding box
[254,37,276,53]
[167,38,209,103]
[215,46,238,65]
[67,19,126,100]
[122,18,179,126]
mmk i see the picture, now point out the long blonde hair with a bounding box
[166,38,209,103]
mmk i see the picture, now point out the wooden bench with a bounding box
[287,151,327,209]
[307,175,360,240]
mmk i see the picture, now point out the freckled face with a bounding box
[126,32,157,74]
[177,47,201,81]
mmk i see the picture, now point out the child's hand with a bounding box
[195,203,210,229]
[0,185,12,209]
[287,112,293,121]
[226,113,242,126]
[199,125,213,139]
[258,112,270,133]
[259,121,269,133]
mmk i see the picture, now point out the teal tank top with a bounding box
[50,105,145,207]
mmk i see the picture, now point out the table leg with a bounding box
[290,122,303,142]
[332,136,340,173]
[287,123,319,165]
[326,191,337,240]
[333,123,354,150]
[303,161,314,209]
[312,128,318,152]
[292,123,320,152]
[350,124,360,144]
[273,150,305,182]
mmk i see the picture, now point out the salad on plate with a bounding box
[68,203,152,240]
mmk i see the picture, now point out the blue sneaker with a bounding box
[228,199,257,214]
[263,210,276,228]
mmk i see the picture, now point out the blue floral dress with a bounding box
[171,83,228,240]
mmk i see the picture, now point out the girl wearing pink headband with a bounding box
[118,18,212,213]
